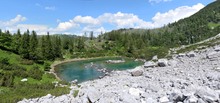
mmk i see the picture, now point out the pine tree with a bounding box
[12,29,22,52]
[19,30,30,59]
[44,32,54,60]
[40,35,46,59]
[90,31,94,40]
[29,30,38,60]
[53,36,62,58]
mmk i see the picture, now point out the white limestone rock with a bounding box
[129,88,143,97]
[159,96,170,103]
[130,66,144,76]
[158,59,168,67]
[144,61,157,68]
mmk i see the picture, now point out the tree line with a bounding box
[0,29,87,61]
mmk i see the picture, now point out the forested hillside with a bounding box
[102,0,220,59]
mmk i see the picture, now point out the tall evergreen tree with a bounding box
[40,35,46,59]
[29,30,38,60]
[90,31,94,40]
[53,36,62,58]
[12,29,22,53]
[44,32,54,60]
[19,30,30,59]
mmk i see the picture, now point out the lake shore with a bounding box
[49,56,121,81]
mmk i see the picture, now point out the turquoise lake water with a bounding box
[55,57,143,83]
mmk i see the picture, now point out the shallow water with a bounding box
[55,57,143,83]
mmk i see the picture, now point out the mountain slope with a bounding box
[101,0,220,59]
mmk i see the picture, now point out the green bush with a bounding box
[20,60,34,65]
[44,62,51,71]
[27,66,43,80]
[0,57,9,65]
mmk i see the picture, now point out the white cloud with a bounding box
[74,16,100,25]
[151,3,204,27]
[1,15,26,26]
[45,6,56,11]
[149,0,172,3]
[55,20,79,31]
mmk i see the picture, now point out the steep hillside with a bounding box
[101,0,220,59]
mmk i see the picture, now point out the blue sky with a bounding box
[0,0,214,35]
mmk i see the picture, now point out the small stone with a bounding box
[159,96,169,103]
[21,78,28,82]
[129,88,143,97]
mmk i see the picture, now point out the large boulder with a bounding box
[183,95,198,103]
[177,53,186,58]
[144,61,157,68]
[152,55,158,61]
[206,52,220,60]
[130,66,144,76]
[158,59,168,67]
[194,87,219,103]
[87,87,101,103]
[168,60,178,67]
[214,46,220,52]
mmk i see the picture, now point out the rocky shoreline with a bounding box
[19,44,220,103]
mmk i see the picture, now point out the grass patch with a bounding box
[208,22,220,29]
[73,90,79,98]
[0,86,70,103]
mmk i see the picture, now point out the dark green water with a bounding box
[55,57,143,83]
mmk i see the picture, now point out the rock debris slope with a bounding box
[19,44,220,103]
